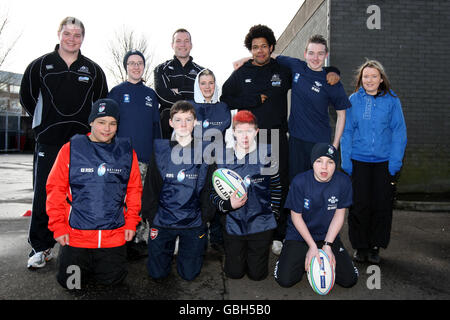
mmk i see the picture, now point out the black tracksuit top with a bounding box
[153,56,204,111]
[20,45,108,146]
[220,58,291,132]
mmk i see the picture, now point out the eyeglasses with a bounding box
[127,61,144,67]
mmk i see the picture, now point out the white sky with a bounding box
[1,0,304,87]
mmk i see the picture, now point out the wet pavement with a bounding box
[0,153,449,308]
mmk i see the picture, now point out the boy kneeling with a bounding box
[46,99,142,288]
[274,143,358,289]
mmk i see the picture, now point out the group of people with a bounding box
[19,17,407,291]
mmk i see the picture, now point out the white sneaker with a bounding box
[43,248,53,262]
[271,240,283,256]
[27,248,53,269]
[174,237,179,255]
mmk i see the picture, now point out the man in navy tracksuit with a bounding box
[20,17,108,269]
[154,29,204,139]
[108,50,161,258]
[140,101,214,281]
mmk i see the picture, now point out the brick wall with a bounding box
[277,0,450,193]
[330,0,450,193]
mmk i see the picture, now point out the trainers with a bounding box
[43,248,53,262]
[271,240,283,256]
[174,237,179,255]
[353,249,368,263]
[27,248,53,269]
[368,247,381,264]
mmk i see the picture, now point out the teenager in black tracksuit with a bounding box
[19,18,108,268]
[220,25,291,246]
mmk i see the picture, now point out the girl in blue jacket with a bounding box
[340,60,407,264]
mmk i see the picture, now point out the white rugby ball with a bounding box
[307,249,335,295]
[212,168,247,200]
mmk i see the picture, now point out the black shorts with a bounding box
[56,245,127,289]
[274,239,358,288]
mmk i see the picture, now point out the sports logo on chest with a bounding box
[77,66,91,74]
[166,170,198,182]
[312,81,322,93]
[271,74,282,87]
[78,76,90,83]
[202,119,222,128]
[243,175,265,188]
[327,196,338,210]
[145,96,153,107]
[304,198,311,210]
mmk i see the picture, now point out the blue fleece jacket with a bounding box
[340,87,407,176]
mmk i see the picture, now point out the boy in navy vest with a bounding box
[210,110,283,281]
[141,100,214,281]
[274,143,358,289]
[46,98,142,288]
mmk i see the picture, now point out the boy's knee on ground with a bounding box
[275,273,302,288]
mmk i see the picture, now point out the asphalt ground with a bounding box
[0,153,448,316]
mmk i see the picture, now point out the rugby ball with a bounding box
[212,168,247,200]
[307,249,335,295]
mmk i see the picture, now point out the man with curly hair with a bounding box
[223,26,342,254]
[221,24,292,255]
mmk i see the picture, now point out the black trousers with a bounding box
[261,129,289,242]
[348,160,394,250]
[223,229,273,281]
[56,245,127,288]
[274,239,358,288]
[160,108,173,140]
[28,143,59,252]
[288,136,316,182]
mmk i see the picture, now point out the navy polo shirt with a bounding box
[284,170,352,242]
[276,55,351,143]
[108,81,160,163]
